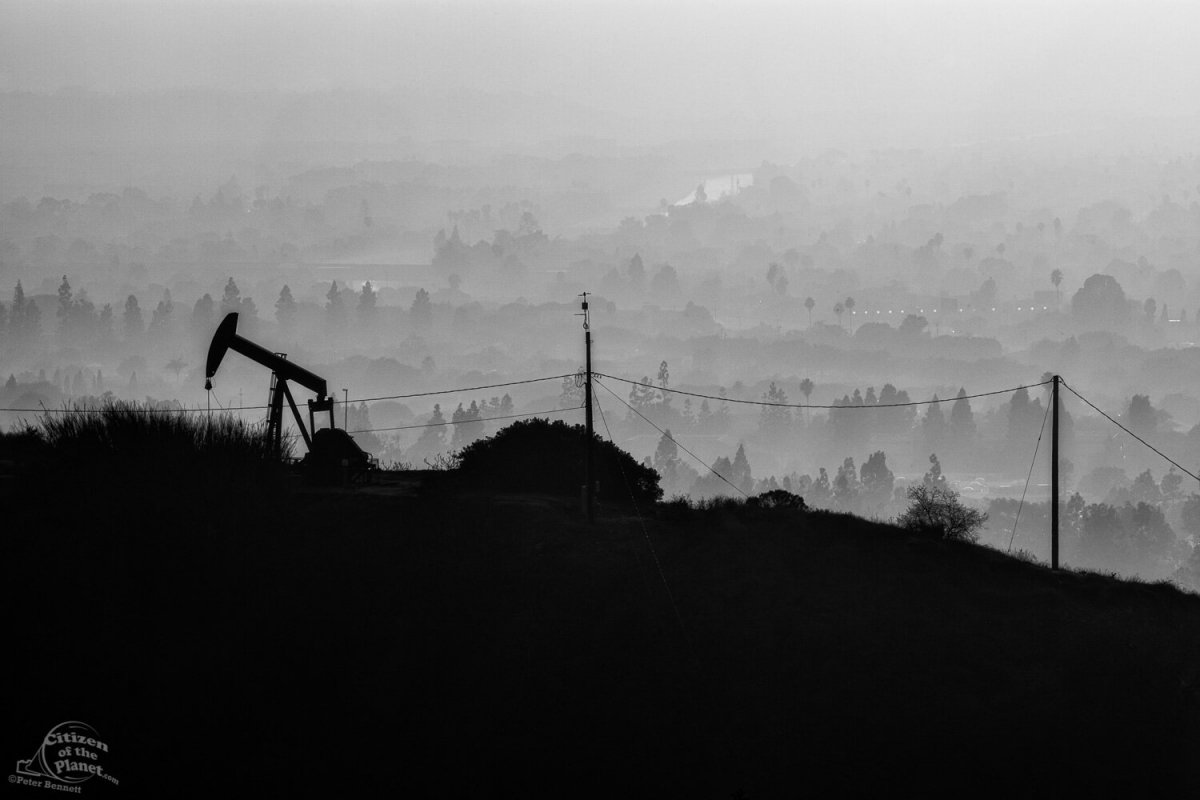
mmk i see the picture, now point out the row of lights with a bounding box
[849,306,1051,315]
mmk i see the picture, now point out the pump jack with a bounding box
[205,312,371,481]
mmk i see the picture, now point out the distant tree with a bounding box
[653,429,699,498]
[56,275,73,337]
[407,404,447,465]
[731,443,753,495]
[628,375,657,412]
[148,289,174,336]
[798,378,815,423]
[860,451,895,514]
[325,281,346,329]
[833,456,861,511]
[1144,297,1157,322]
[275,285,297,333]
[450,401,485,449]
[191,293,215,334]
[220,278,241,317]
[1051,268,1063,304]
[844,296,856,322]
[1071,273,1129,325]
[10,280,40,342]
[950,388,976,444]
[97,303,113,340]
[651,264,680,296]
[358,281,377,316]
[766,263,788,295]
[694,182,707,204]
[1161,468,1185,502]
[123,295,144,339]
[834,302,845,328]
[165,358,188,382]
[411,288,432,329]
[804,296,815,327]
[1125,394,1159,438]
[559,370,585,409]
[760,381,791,435]
[627,253,645,285]
[1180,494,1200,538]
[898,484,987,543]
[922,453,949,491]
[898,314,928,338]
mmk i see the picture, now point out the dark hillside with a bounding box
[4,470,1199,797]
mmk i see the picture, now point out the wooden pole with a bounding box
[584,299,594,523]
[1052,374,1060,570]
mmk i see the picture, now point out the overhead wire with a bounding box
[1060,380,1200,482]
[594,377,749,499]
[1007,396,1053,553]
[0,373,575,414]
[595,372,1052,410]
[281,404,583,439]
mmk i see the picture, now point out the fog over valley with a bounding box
[4,5,1200,793]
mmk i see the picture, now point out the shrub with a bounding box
[897,484,987,543]
[21,400,291,503]
[748,489,807,512]
[453,418,661,505]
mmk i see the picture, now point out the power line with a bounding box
[0,373,575,414]
[1008,397,1052,554]
[283,404,583,439]
[349,374,574,403]
[595,372,1052,410]
[594,377,749,499]
[1060,380,1200,482]
[346,405,582,434]
[592,391,691,640]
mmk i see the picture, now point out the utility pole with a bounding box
[1051,374,1060,570]
[580,292,594,522]
[343,388,349,429]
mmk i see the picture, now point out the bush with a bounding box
[453,418,661,506]
[897,484,987,543]
[748,489,807,512]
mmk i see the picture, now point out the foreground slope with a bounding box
[4,478,1199,796]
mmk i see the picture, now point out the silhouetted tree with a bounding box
[804,296,815,327]
[898,484,986,542]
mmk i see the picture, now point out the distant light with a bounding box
[888,310,893,314]
[1042,306,1047,310]
[991,307,996,311]
[919,309,924,313]
[1017,307,1022,311]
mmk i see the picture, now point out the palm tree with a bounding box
[844,297,856,331]
[799,377,815,424]
[1051,268,1063,305]
[834,302,844,328]
[804,296,815,327]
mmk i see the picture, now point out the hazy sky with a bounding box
[2,0,1198,146]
